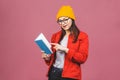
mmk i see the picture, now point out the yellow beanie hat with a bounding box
[56,5,75,20]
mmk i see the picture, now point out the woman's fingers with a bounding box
[51,43,59,48]
[50,43,58,46]
[41,53,51,60]
[51,43,63,51]
[41,53,46,59]
[50,43,56,45]
[41,50,45,53]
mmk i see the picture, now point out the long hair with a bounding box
[58,19,80,43]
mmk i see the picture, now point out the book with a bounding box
[34,33,53,54]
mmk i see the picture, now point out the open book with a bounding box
[35,33,52,54]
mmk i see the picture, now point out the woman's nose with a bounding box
[61,21,65,25]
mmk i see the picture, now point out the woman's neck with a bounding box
[65,30,70,36]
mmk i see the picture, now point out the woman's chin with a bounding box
[62,27,68,30]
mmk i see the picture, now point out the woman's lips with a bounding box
[63,25,67,28]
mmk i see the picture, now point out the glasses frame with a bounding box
[57,18,70,25]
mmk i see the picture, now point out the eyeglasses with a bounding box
[57,18,69,25]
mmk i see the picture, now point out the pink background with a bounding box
[0,0,120,80]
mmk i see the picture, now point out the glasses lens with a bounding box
[57,18,69,24]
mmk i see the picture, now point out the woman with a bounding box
[42,5,89,80]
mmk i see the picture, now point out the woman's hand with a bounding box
[41,51,51,60]
[51,43,69,53]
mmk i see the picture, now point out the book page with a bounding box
[35,33,52,52]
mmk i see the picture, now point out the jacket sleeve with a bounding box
[67,34,89,64]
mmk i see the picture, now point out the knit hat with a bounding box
[56,5,75,20]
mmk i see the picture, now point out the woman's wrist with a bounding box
[64,48,69,53]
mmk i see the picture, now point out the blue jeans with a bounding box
[48,66,76,80]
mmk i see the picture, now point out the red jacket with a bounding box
[45,31,89,80]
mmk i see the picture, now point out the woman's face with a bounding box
[57,16,72,31]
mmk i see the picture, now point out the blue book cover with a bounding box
[35,33,52,54]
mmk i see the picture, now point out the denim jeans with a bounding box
[48,66,76,80]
